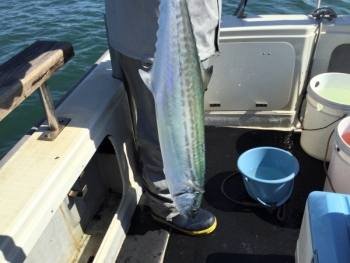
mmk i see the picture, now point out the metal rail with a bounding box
[0,40,74,140]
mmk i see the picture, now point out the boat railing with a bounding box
[0,40,74,141]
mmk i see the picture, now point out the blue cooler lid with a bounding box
[308,191,350,263]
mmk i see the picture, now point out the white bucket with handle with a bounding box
[300,73,350,161]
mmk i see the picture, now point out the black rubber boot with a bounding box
[151,208,217,236]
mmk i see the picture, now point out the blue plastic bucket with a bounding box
[237,147,299,207]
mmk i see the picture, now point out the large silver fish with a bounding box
[139,0,213,220]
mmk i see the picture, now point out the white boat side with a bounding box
[1,11,350,262]
[0,52,142,263]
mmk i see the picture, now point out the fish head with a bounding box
[174,192,203,220]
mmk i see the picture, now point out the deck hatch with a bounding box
[205,42,295,111]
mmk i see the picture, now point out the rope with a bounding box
[298,6,339,192]
[221,172,265,208]
[301,114,346,131]
[298,7,338,127]
[297,18,322,125]
[221,171,287,221]
[323,129,337,192]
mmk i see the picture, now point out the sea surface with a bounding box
[0,0,349,159]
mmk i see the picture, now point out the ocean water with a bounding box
[0,0,349,159]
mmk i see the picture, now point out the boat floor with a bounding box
[116,126,326,263]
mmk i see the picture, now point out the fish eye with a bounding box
[190,209,198,215]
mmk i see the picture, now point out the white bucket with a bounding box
[300,73,350,161]
[324,116,350,193]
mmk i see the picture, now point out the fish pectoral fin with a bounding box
[195,186,205,194]
[186,181,205,194]
[174,182,205,196]
[201,64,213,91]
[139,69,153,91]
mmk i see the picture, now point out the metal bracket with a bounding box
[68,185,88,198]
[38,117,71,141]
[78,170,85,179]
[37,81,71,141]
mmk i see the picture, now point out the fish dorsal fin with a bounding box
[201,64,213,91]
[139,69,153,93]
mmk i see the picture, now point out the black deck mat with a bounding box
[116,195,171,263]
[163,126,327,263]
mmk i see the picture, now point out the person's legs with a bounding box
[115,50,178,219]
[109,48,217,234]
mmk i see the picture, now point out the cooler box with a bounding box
[295,191,350,263]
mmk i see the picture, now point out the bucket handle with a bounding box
[245,178,294,208]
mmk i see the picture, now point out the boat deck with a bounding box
[117,126,326,263]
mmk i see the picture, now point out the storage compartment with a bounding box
[204,15,318,128]
[25,137,123,263]
[205,42,295,111]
